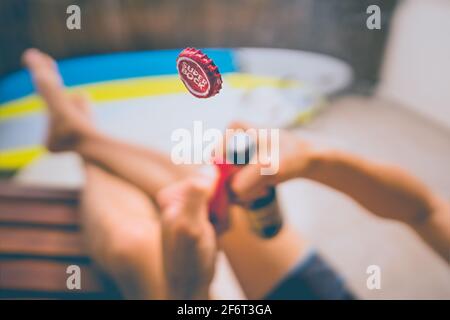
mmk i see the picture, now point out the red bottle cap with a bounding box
[176,47,222,98]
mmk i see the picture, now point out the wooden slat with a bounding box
[0,226,85,257]
[0,259,103,292]
[0,183,79,202]
[0,183,123,299]
[0,200,79,226]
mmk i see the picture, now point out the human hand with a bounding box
[157,174,217,300]
[228,122,313,202]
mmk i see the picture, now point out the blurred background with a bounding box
[0,0,449,300]
[1,0,395,91]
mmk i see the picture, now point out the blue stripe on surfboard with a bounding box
[0,48,237,104]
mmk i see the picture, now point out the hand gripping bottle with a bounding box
[227,132,283,238]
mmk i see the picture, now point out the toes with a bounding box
[23,49,66,111]
[22,48,57,72]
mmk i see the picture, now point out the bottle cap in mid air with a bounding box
[176,47,222,98]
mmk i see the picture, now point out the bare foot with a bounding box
[22,48,95,152]
[44,92,94,152]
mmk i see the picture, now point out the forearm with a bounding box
[301,149,449,261]
[302,149,436,224]
[412,197,450,262]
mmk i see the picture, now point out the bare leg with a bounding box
[76,131,192,198]
[23,48,193,199]
[23,48,308,300]
[219,207,307,299]
[81,163,166,299]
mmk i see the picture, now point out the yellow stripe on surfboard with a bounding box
[0,146,46,170]
[0,73,300,122]
[0,73,302,170]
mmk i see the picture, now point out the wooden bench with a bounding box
[0,183,122,299]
